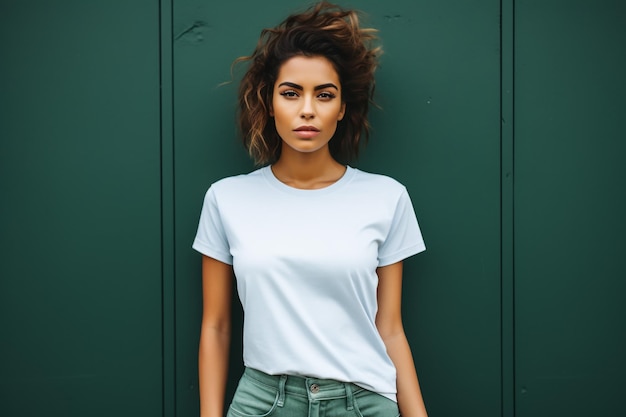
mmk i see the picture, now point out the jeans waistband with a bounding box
[243,367,359,408]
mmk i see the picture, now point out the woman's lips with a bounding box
[293,126,320,139]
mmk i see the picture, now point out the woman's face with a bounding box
[271,55,346,156]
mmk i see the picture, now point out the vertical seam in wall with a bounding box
[170,5,177,413]
[500,0,516,415]
[158,1,164,412]
[160,0,176,415]
[511,2,516,414]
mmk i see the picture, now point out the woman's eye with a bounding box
[280,90,298,98]
[318,92,336,100]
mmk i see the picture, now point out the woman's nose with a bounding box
[300,96,315,119]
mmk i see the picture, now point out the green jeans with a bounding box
[227,367,400,417]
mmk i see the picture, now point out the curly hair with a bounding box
[235,1,381,165]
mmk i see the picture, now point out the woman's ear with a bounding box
[337,102,346,121]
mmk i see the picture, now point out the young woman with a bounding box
[193,2,428,417]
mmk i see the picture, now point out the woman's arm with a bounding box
[199,255,234,417]
[376,261,428,417]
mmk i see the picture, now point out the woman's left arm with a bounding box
[376,261,428,417]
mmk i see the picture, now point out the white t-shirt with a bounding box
[193,165,425,401]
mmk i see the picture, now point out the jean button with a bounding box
[310,383,320,393]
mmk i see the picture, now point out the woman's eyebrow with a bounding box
[278,82,303,90]
[314,83,339,91]
[277,82,339,91]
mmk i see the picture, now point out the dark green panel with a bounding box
[0,1,163,416]
[174,1,502,416]
[515,1,626,415]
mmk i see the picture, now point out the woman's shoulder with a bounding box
[209,166,267,191]
[351,167,408,193]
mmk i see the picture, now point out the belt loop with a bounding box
[345,383,354,411]
[277,375,288,407]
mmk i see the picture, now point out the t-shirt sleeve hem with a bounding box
[192,239,233,265]
[378,243,426,267]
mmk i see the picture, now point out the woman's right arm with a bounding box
[199,255,234,417]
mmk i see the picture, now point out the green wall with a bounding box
[514,1,626,415]
[0,1,163,415]
[0,1,624,416]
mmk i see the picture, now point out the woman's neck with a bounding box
[271,146,346,190]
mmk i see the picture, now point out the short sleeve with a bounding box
[378,188,426,267]
[192,186,233,265]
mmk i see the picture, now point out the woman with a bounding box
[193,2,428,416]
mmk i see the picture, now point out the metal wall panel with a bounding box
[0,1,163,415]
[514,1,626,415]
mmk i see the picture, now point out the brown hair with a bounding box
[235,1,381,165]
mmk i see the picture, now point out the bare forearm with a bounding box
[384,332,428,417]
[199,325,231,417]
